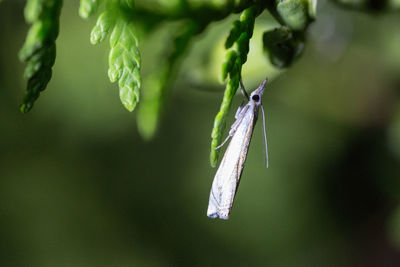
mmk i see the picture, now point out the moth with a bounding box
[207,78,269,220]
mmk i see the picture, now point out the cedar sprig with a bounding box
[19,0,63,113]
[90,1,141,111]
[79,0,102,19]
[137,20,206,139]
[210,5,262,167]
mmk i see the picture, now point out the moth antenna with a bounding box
[261,105,269,168]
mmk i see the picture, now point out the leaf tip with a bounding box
[20,102,32,114]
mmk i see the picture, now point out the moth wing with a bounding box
[207,109,256,219]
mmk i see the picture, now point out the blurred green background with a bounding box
[2,0,400,266]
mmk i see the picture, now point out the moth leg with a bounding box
[235,102,245,119]
[216,79,249,150]
[239,76,249,100]
[215,135,232,150]
[215,114,242,150]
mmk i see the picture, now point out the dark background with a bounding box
[1,0,400,266]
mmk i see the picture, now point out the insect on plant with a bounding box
[207,78,269,220]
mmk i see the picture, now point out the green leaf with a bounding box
[24,0,44,23]
[225,20,243,49]
[90,1,141,112]
[276,0,311,31]
[90,11,115,44]
[108,19,141,111]
[79,0,102,19]
[19,0,63,113]
[137,20,205,139]
[121,0,135,8]
[136,73,164,140]
[220,5,258,83]
[210,4,262,166]
[262,26,304,69]
[210,74,239,166]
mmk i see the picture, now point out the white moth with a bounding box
[207,78,268,220]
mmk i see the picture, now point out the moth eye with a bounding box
[252,95,260,102]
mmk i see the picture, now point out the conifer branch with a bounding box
[19,0,62,113]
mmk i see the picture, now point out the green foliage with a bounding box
[210,0,317,166]
[90,10,114,44]
[79,0,102,19]
[210,5,262,167]
[220,6,259,82]
[16,0,400,166]
[210,75,240,166]
[19,0,62,113]
[90,2,141,112]
[121,0,135,8]
[16,0,320,165]
[276,0,313,31]
[16,0,315,118]
[137,21,205,139]
[263,26,304,69]
[108,18,141,111]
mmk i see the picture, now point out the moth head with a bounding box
[250,78,268,104]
